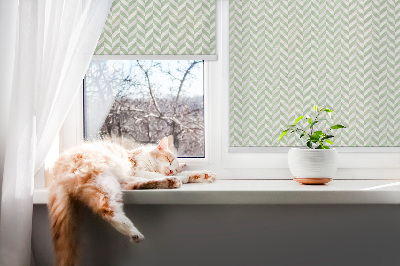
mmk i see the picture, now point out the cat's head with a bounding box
[149,137,179,176]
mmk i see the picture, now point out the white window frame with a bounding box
[58,0,400,181]
[61,61,211,163]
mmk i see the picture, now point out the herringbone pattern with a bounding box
[230,0,400,147]
[95,0,216,55]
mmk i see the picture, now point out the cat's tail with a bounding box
[48,183,78,266]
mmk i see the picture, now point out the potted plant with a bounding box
[278,105,346,185]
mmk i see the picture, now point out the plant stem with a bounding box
[310,108,322,135]
[294,127,311,138]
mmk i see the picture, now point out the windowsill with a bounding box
[33,179,400,205]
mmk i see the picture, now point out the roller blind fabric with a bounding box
[229,0,400,147]
[95,0,216,59]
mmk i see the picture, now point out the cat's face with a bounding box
[150,137,179,176]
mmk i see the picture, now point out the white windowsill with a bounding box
[33,180,400,205]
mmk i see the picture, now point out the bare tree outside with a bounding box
[84,60,205,157]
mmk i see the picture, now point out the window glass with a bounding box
[84,60,205,158]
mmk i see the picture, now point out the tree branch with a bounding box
[137,60,162,115]
[125,107,204,130]
[174,60,202,115]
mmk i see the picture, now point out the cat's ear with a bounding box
[157,137,168,151]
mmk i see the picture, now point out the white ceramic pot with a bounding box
[288,148,338,184]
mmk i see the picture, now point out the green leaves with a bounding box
[313,105,323,112]
[307,117,318,131]
[324,109,333,118]
[310,131,323,141]
[321,134,334,140]
[307,140,312,148]
[277,105,346,148]
[310,120,318,128]
[309,131,332,149]
[316,144,330,149]
[331,124,346,129]
[294,116,304,125]
[278,130,288,141]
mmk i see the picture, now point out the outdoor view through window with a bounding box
[84,60,205,158]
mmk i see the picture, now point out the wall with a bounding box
[33,204,400,266]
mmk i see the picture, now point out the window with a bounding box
[55,0,400,182]
[83,60,205,158]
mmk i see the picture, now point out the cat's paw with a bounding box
[187,171,217,183]
[203,171,217,183]
[130,232,145,243]
[177,163,187,173]
[166,177,182,188]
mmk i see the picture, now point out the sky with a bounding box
[91,60,204,97]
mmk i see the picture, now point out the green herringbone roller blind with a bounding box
[230,0,400,147]
[95,0,216,58]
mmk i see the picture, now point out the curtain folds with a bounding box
[0,0,113,265]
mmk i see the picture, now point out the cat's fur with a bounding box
[48,137,216,266]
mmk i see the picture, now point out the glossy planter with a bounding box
[288,148,338,185]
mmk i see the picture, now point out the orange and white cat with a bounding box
[48,137,216,266]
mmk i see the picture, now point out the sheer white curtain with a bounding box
[0,0,113,265]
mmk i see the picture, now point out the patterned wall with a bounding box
[230,0,400,147]
[95,0,216,56]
